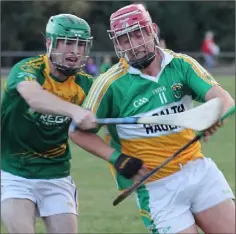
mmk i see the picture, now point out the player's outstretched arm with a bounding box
[69,129,145,180]
[17,81,97,130]
[182,55,235,141]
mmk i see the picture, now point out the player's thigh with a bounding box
[43,213,78,234]
[36,176,78,217]
[191,158,234,213]
[194,199,235,234]
[135,175,196,234]
[178,224,198,234]
[1,170,37,233]
[190,158,235,233]
[1,198,36,234]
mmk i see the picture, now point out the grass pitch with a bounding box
[1,76,235,233]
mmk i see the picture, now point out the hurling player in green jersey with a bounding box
[69,4,235,234]
[1,14,97,234]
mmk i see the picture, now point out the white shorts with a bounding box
[135,157,234,234]
[1,171,78,217]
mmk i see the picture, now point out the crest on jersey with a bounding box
[171,83,184,99]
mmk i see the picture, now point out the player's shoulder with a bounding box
[10,54,46,75]
[93,59,129,86]
[75,70,94,80]
[165,49,198,66]
[73,70,94,92]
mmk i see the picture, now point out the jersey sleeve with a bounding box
[82,76,115,133]
[182,56,219,102]
[82,78,112,117]
[5,61,37,95]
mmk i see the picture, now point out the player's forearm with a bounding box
[26,89,80,117]
[69,129,116,162]
[69,129,144,180]
[17,81,81,117]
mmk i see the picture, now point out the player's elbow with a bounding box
[205,85,235,107]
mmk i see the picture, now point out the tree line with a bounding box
[2,1,235,52]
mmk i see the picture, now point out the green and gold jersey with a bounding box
[83,48,218,190]
[1,54,93,179]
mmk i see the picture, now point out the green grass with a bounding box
[1,76,235,233]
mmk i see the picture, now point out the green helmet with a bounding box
[46,14,93,76]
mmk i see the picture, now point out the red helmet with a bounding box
[108,4,159,69]
[110,4,152,35]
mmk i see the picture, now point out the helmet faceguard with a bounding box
[108,4,159,69]
[46,14,93,76]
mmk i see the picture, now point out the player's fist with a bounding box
[72,109,97,130]
[114,154,144,179]
[203,120,223,142]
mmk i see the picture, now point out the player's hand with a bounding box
[114,153,144,179]
[72,109,97,130]
[132,164,150,183]
[203,120,223,142]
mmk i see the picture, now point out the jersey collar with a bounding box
[127,47,174,81]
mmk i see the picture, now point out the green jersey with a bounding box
[83,48,218,190]
[1,54,93,179]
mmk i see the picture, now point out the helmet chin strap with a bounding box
[129,51,156,69]
[125,41,158,70]
[53,62,80,76]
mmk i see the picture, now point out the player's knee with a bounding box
[44,214,78,233]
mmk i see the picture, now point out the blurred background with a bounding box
[1,1,235,233]
[1,0,235,77]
